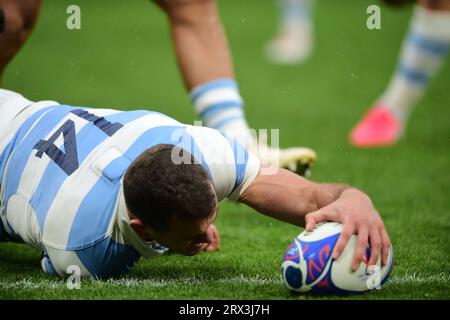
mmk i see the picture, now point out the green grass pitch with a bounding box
[0,0,449,299]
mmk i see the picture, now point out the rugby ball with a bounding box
[281,222,394,294]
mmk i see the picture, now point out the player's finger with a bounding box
[352,226,369,271]
[380,227,391,266]
[368,227,382,267]
[304,214,316,232]
[305,209,328,232]
[333,221,354,260]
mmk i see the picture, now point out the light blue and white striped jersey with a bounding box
[0,91,260,279]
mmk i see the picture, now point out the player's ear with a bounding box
[130,219,152,240]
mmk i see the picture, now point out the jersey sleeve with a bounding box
[41,237,141,279]
[183,126,261,202]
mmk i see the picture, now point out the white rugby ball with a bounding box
[281,222,394,294]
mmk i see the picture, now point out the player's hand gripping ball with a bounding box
[281,222,394,294]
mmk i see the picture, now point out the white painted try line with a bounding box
[0,273,448,290]
[387,273,450,285]
[0,275,282,289]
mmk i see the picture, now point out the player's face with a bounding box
[149,206,218,256]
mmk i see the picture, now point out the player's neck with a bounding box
[127,209,155,242]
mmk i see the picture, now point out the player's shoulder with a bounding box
[44,235,140,279]
[75,235,141,279]
[182,124,238,152]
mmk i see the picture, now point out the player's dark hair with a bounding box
[123,144,217,232]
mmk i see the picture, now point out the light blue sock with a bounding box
[381,6,450,123]
[191,79,252,145]
[279,0,312,30]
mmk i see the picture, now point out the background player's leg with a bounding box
[154,0,253,146]
[153,0,233,90]
[265,0,314,64]
[154,0,316,174]
[0,0,41,84]
[349,0,450,147]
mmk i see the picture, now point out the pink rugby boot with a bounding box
[349,103,402,147]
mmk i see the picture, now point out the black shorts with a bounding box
[0,7,4,33]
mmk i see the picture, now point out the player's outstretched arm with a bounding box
[239,166,391,271]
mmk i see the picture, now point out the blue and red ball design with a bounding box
[282,233,379,295]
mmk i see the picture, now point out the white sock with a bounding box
[190,79,253,148]
[279,0,313,33]
[381,6,450,123]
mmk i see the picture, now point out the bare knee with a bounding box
[2,9,25,37]
[420,0,450,11]
[0,0,41,75]
[1,0,40,34]
[153,0,219,26]
[0,9,26,71]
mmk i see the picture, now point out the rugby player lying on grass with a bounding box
[0,89,391,279]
